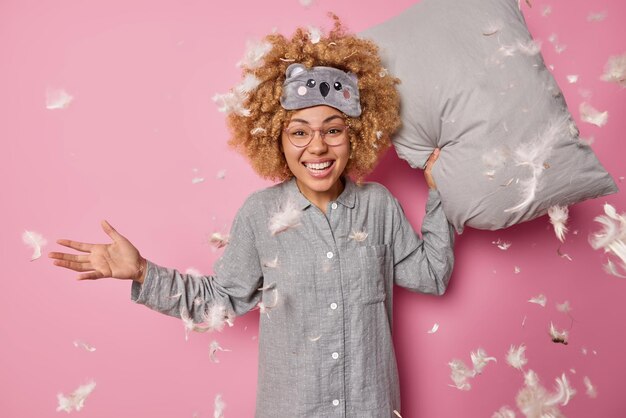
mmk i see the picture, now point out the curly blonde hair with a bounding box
[226,16,401,181]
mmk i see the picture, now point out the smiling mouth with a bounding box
[303,161,334,171]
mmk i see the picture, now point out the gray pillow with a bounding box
[361,0,617,232]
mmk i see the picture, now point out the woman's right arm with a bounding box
[50,210,264,322]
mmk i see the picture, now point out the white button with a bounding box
[331,352,339,359]
[331,202,338,210]
[330,302,338,310]
[332,399,340,406]
[326,251,334,259]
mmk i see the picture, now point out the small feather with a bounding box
[549,322,569,345]
[548,205,569,242]
[427,323,439,334]
[209,340,231,363]
[601,53,626,87]
[209,232,230,249]
[448,358,476,390]
[493,239,512,250]
[73,340,96,352]
[236,74,261,94]
[589,203,626,269]
[603,259,626,278]
[263,256,279,268]
[56,381,96,412]
[250,127,266,136]
[308,26,322,44]
[349,230,368,242]
[269,199,302,235]
[579,102,608,127]
[22,230,47,261]
[492,406,517,418]
[587,11,608,22]
[506,344,528,370]
[393,410,404,418]
[214,394,226,418]
[583,376,598,398]
[471,348,497,374]
[212,91,250,117]
[566,74,579,84]
[46,87,73,110]
[505,115,571,212]
[237,39,272,69]
[528,294,547,307]
[556,301,571,313]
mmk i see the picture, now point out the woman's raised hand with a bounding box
[424,148,440,190]
[48,220,147,283]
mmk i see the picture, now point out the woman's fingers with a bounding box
[51,258,94,272]
[425,148,440,169]
[56,239,93,253]
[48,252,90,263]
[101,220,125,242]
[77,271,105,280]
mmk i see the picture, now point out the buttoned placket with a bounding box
[321,200,346,415]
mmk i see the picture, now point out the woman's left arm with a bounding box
[393,148,455,295]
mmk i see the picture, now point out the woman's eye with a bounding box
[293,130,307,136]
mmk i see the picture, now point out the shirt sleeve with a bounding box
[130,203,263,321]
[392,188,455,295]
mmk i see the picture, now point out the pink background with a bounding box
[2,0,625,417]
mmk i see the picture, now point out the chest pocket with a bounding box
[346,245,388,304]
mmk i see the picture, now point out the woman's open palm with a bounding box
[49,220,145,281]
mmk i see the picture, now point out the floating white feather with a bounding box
[549,322,569,345]
[492,406,517,418]
[214,394,226,418]
[600,53,626,87]
[556,301,571,313]
[448,358,476,390]
[22,230,47,261]
[528,294,547,307]
[212,91,250,117]
[471,348,497,374]
[546,374,576,406]
[209,340,231,363]
[427,323,440,334]
[603,259,626,278]
[237,39,272,69]
[269,199,302,235]
[566,75,579,84]
[56,381,96,412]
[589,203,626,277]
[449,348,496,390]
[493,239,512,250]
[516,370,569,418]
[505,115,570,213]
[588,11,608,22]
[308,26,322,44]
[73,340,96,352]
[209,232,230,249]
[583,376,597,398]
[506,344,528,370]
[579,102,608,127]
[235,74,261,94]
[46,87,73,109]
[548,205,569,242]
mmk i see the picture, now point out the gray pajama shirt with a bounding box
[131,177,455,417]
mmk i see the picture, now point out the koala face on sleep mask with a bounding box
[280,63,362,117]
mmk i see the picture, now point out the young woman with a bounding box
[49,18,455,418]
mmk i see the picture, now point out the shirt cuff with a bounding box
[130,259,157,303]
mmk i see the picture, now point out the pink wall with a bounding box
[2,0,624,416]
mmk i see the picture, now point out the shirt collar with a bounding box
[284,177,356,210]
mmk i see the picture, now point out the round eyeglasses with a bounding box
[283,123,349,148]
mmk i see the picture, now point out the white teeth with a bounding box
[305,161,332,170]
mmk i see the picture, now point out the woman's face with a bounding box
[281,105,350,207]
